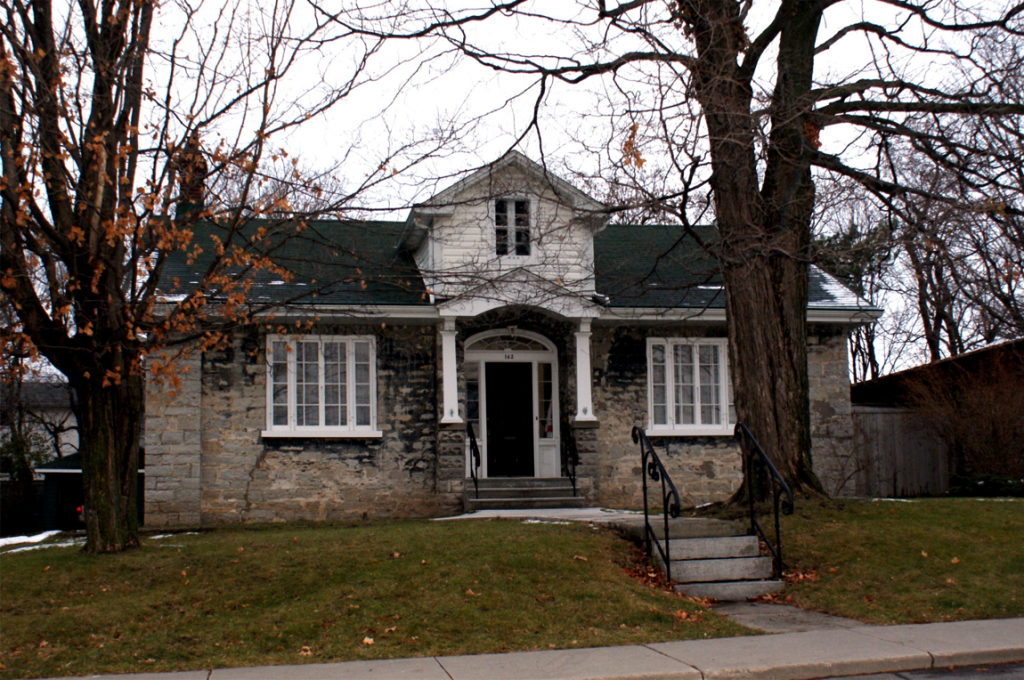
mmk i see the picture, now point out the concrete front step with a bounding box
[610,517,747,543]
[473,478,574,489]
[655,535,760,560]
[674,579,785,601]
[467,487,578,500]
[665,555,774,583]
[464,497,589,511]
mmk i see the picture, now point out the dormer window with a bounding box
[494,198,530,257]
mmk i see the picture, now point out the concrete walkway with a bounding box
[711,601,867,634]
[57,617,1024,680]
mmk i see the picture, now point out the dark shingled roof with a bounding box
[158,219,429,306]
[593,223,874,310]
[594,224,724,308]
[158,219,869,311]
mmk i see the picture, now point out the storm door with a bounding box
[484,362,535,477]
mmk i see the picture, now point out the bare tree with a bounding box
[0,0,460,551]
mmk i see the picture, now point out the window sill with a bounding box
[645,427,735,438]
[261,429,384,439]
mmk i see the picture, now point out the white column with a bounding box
[574,319,597,421]
[440,317,463,424]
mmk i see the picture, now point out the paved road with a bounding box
[837,663,1024,679]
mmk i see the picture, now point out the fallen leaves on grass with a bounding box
[784,568,818,584]
[465,589,480,597]
[361,637,374,646]
[573,555,588,561]
[299,646,312,656]
[951,557,960,565]
[673,609,704,628]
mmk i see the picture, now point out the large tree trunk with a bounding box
[72,372,144,553]
[690,0,824,491]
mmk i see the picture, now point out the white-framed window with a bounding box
[262,335,381,438]
[493,198,531,257]
[647,337,735,436]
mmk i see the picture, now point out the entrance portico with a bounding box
[436,270,600,483]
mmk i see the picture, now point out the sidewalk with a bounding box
[57,617,1024,680]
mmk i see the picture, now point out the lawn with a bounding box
[779,498,1024,624]
[0,519,750,679]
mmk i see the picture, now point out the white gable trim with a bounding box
[437,268,601,320]
[412,151,605,214]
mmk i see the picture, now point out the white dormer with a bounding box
[404,152,607,302]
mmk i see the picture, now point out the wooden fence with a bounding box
[850,406,949,497]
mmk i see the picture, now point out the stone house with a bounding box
[144,152,880,526]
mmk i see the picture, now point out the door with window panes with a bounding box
[465,332,560,478]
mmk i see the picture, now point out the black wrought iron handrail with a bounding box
[734,422,795,578]
[467,421,481,500]
[632,426,681,582]
[565,430,579,497]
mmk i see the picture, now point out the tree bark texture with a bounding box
[72,372,143,553]
[689,0,823,490]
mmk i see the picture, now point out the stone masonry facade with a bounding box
[144,319,856,526]
[807,328,857,497]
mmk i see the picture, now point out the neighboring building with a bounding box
[144,152,880,526]
[849,338,1024,497]
[0,380,79,463]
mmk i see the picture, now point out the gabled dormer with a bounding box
[403,152,607,300]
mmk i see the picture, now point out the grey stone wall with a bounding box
[807,329,857,497]
[145,324,454,525]
[590,324,744,509]
[144,352,202,526]
[204,324,452,522]
[142,314,856,523]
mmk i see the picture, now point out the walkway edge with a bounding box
[50,617,1024,680]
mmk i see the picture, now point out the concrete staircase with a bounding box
[463,477,588,511]
[613,517,784,601]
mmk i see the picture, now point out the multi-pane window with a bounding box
[264,335,377,436]
[647,338,735,434]
[538,362,554,438]
[494,198,530,257]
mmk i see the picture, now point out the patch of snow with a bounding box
[269,280,286,285]
[872,498,917,502]
[521,519,573,525]
[5,538,85,554]
[148,532,200,540]
[808,267,873,308]
[0,530,62,548]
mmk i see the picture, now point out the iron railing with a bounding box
[734,423,794,578]
[565,430,580,497]
[632,426,681,582]
[467,421,482,500]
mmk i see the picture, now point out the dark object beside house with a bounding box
[0,480,44,537]
[36,453,145,531]
[850,338,1024,497]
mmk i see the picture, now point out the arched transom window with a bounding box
[464,334,549,352]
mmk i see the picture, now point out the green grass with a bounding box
[0,519,750,678]
[780,498,1024,624]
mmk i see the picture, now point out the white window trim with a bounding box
[646,337,735,437]
[490,196,536,262]
[261,334,382,438]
